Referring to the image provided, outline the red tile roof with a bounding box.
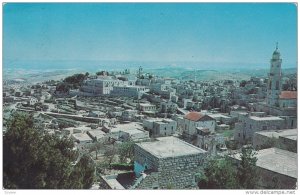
[184,112,205,121]
[279,91,297,99]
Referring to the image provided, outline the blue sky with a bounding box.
[3,3,297,67]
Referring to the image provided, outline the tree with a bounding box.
[96,71,108,76]
[240,80,247,87]
[198,147,259,189]
[198,156,239,189]
[104,143,117,166]
[118,141,135,163]
[237,147,259,189]
[89,141,103,160]
[56,82,70,93]
[3,112,95,189]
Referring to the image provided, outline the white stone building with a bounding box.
[143,118,177,137]
[87,129,107,142]
[110,85,149,99]
[138,103,157,113]
[80,77,124,95]
[183,112,216,139]
[105,122,149,142]
[71,132,93,145]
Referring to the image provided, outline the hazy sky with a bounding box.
[3,3,297,67]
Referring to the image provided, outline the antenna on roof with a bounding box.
[276,42,279,50]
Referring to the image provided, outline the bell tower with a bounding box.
[267,42,282,107]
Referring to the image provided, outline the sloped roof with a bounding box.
[184,112,214,122]
[279,91,297,99]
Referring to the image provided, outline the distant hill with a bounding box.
[147,67,297,81]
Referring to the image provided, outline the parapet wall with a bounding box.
[134,144,206,189]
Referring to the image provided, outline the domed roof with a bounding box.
[273,49,280,55]
[273,42,280,55]
[184,112,204,121]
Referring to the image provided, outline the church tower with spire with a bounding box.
[267,43,282,107]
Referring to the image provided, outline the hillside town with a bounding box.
[3,45,297,189]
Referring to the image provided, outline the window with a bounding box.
[238,133,240,137]
[250,124,252,129]
[276,81,279,90]
[262,126,267,130]
[269,81,272,89]
[291,120,294,127]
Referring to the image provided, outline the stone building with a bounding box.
[138,103,157,113]
[121,109,138,121]
[267,43,282,107]
[195,128,226,155]
[71,132,93,145]
[253,45,297,117]
[253,129,297,152]
[28,97,38,106]
[234,113,286,144]
[110,85,149,99]
[183,112,216,139]
[160,100,178,113]
[278,91,297,108]
[87,130,107,143]
[143,118,177,137]
[133,136,207,189]
[104,122,149,142]
[80,77,124,95]
[230,148,297,189]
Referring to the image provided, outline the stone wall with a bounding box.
[134,144,206,189]
[134,144,160,171]
[137,169,200,189]
[257,167,297,189]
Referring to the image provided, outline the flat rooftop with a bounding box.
[145,118,175,123]
[110,123,144,133]
[139,103,155,107]
[88,130,106,138]
[281,135,297,141]
[250,116,284,121]
[136,136,206,158]
[121,128,146,135]
[231,148,297,178]
[255,129,297,140]
[208,113,231,119]
[72,133,93,142]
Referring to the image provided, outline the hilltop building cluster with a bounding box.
[3,45,297,189]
